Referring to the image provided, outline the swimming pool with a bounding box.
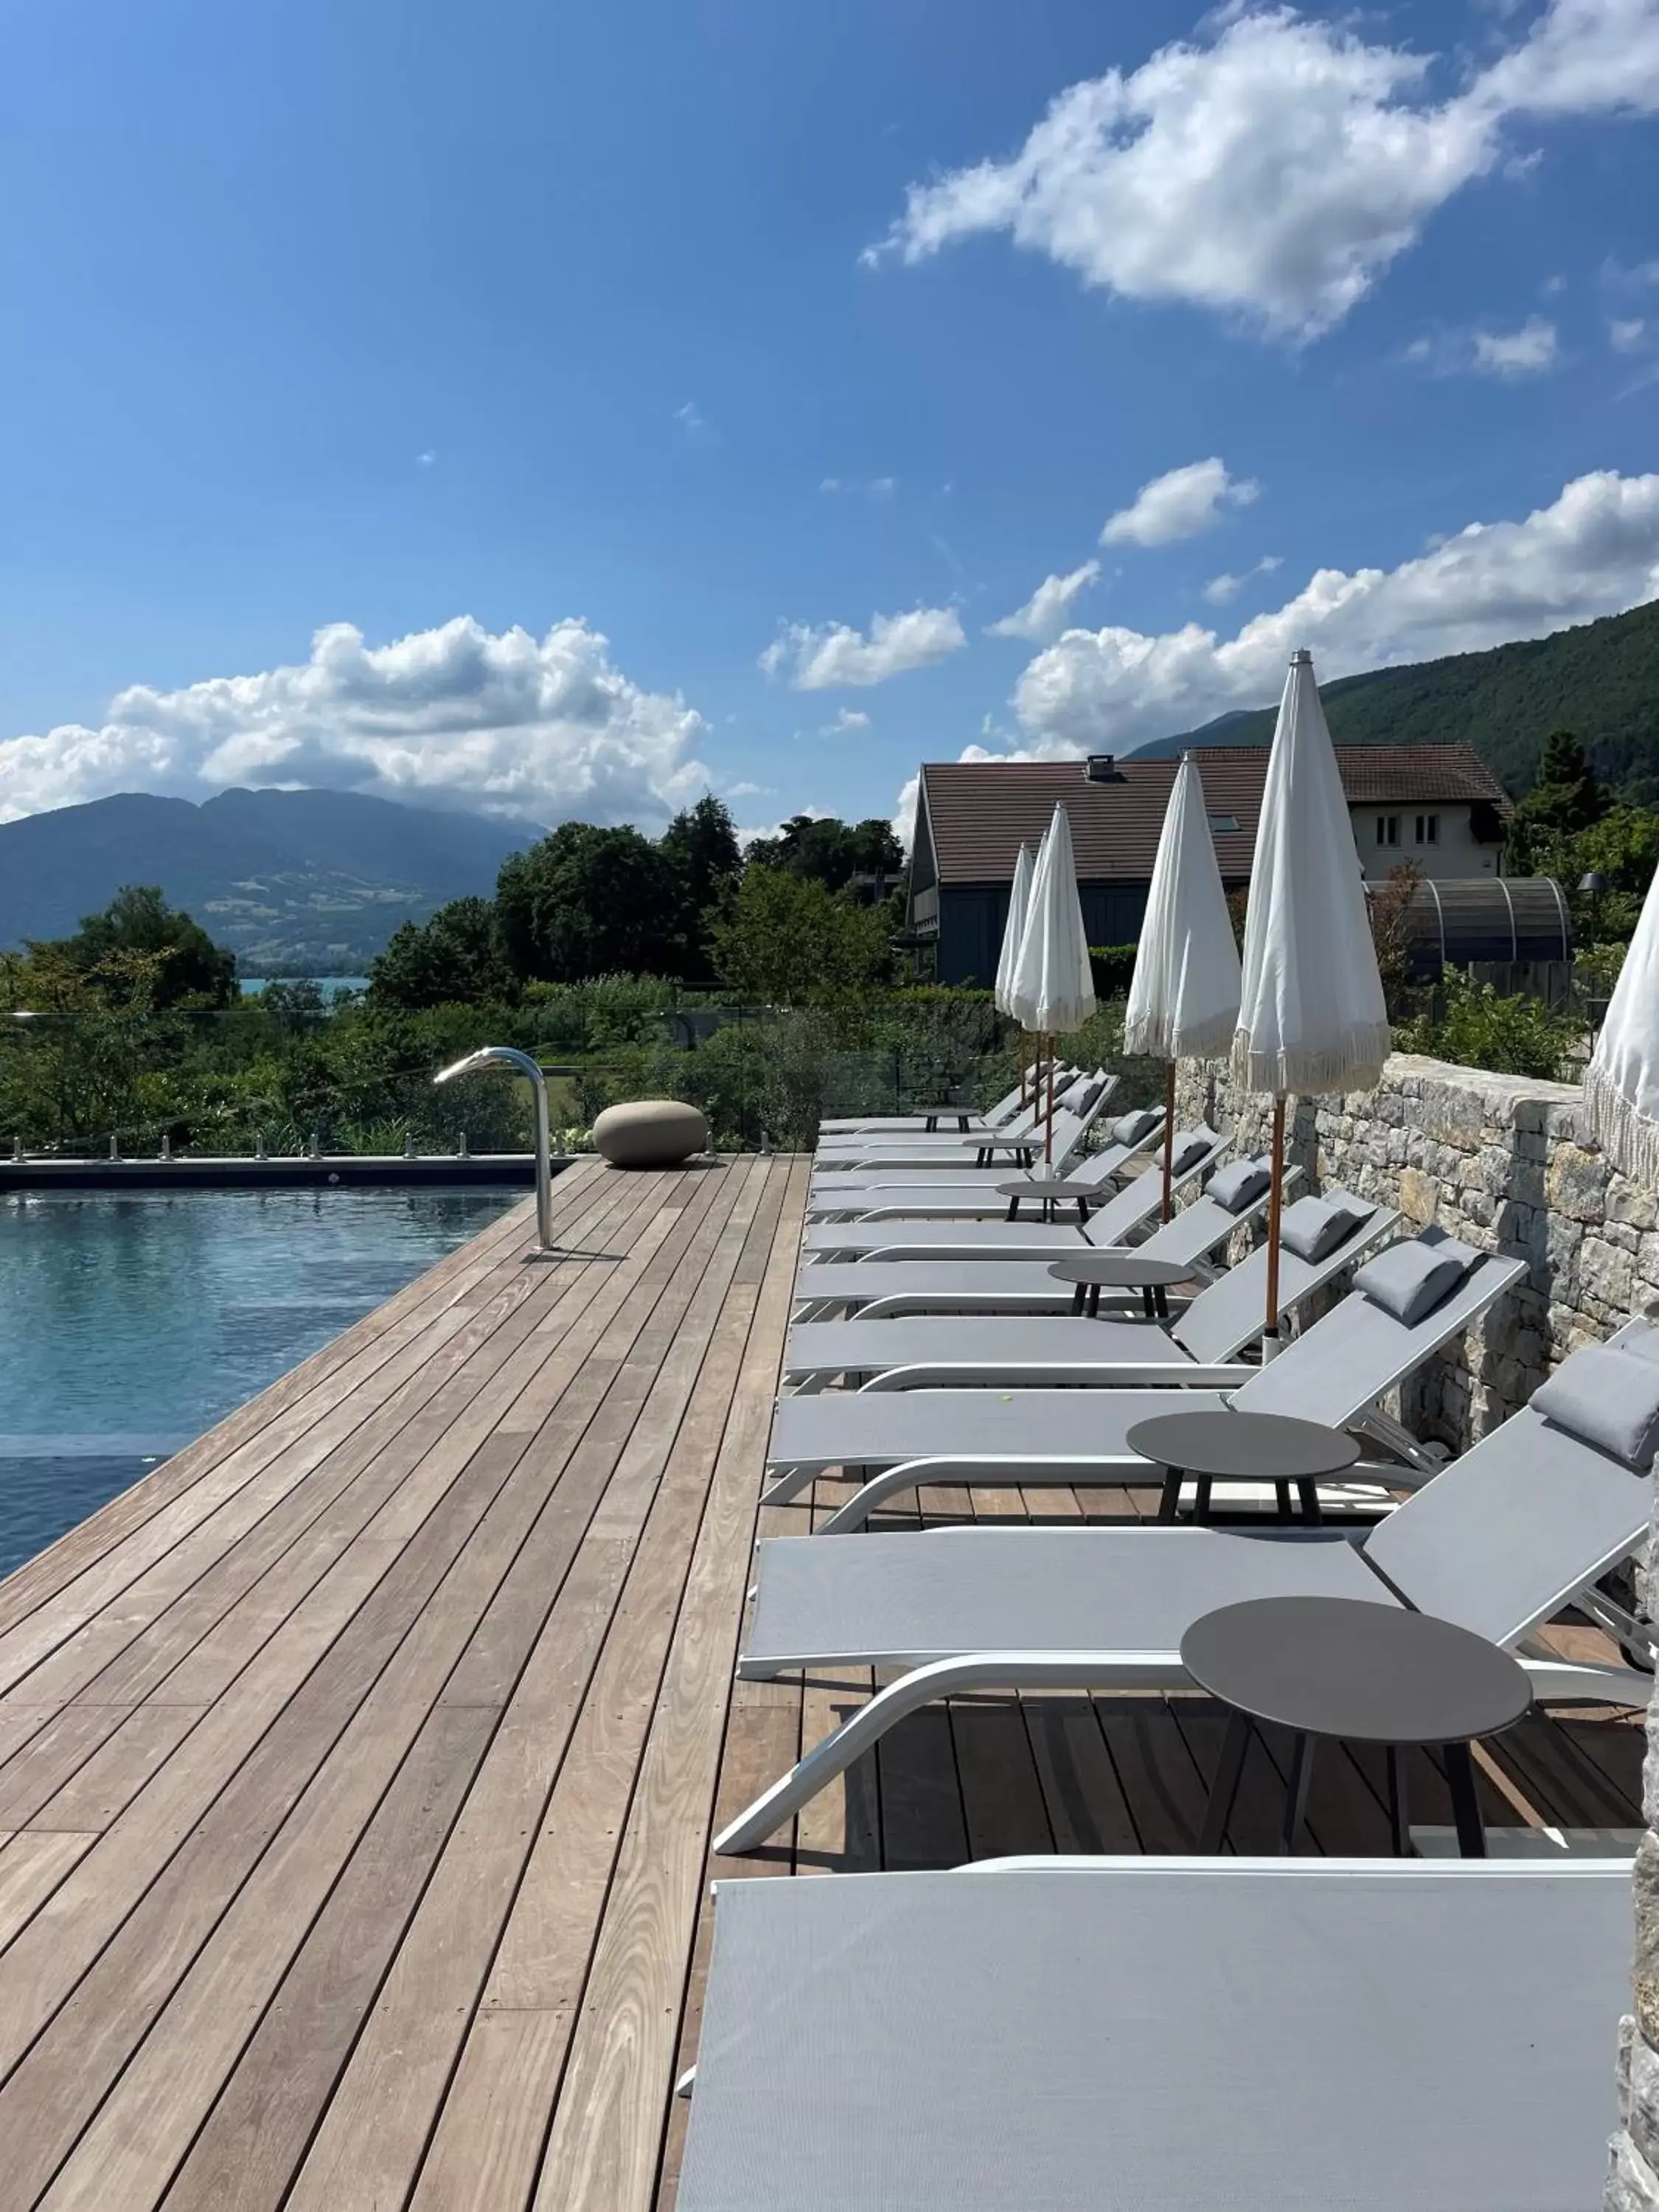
[0,1185,519,1578]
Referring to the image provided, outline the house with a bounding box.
[908,745,1512,986]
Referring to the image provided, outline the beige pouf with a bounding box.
[592,1099,709,1167]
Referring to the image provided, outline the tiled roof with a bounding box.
[918,745,1510,885]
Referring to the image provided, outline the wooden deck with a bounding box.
[0,1150,1641,2211]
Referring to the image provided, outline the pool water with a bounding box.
[0,1186,519,1578]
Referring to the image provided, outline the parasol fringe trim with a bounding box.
[1583,1062,1659,1187]
[1121,1010,1238,1061]
[1230,1024,1393,1099]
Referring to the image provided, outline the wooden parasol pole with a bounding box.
[1264,1093,1287,1346]
[1044,1034,1055,1164]
[1161,1060,1178,1222]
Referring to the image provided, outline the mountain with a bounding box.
[0,787,538,973]
[1126,599,1659,797]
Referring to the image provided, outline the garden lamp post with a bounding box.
[434,1046,555,1253]
[1580,870,1607,939]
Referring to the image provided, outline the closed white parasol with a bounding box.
[1124,754,1242,1218]
[1584,859,1659,1185]
[995,842,1037,1017]
[996,839,1040,1106]
[1010,803,1097,1161]
[1232,649,1390,1340]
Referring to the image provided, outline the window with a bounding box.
[1415,813,1439,846]
[1206,813,1239,834]
[1375,815,1399,847]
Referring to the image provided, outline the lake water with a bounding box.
[0,1185,518,1578]
[238,977,369,1000]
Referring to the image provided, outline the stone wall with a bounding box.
[1175,1051,1658,1453]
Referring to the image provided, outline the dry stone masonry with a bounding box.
[1175,1051,1658,1453]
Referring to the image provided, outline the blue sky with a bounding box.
[2,0,1658,839]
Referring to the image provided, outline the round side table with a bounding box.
[997,1178,1100,1226]
[1127,1408,1361,1527]
[1045,1252,1193,1319]
[1180,1595,1533,1857]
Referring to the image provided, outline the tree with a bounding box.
[1506,729,1608,872]
[659,795,743,977]
[495,824,681,982]
[55,885,237,1008]
[366,897,517,1008]
[707,867,897,1004]
[745,813,904,897]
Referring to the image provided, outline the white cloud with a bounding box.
[759,605,967,689]
[1611,316,1648,350]
[1102,459,1258,548]
[1006,469,1659,751]
[987,560,1102,641]
[866,0,1659,339]
[1407,319,1560,375]
[1203,554,1283,605]
[820,707,872,734]
[416,450,437,467]
[1472,316,1559,375]
[819,475,897,499]
[675,400,713,439]
[0,616,710,828]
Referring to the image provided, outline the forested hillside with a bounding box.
[1133,599,1659,797]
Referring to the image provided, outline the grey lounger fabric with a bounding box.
[789,1168,1293,1320]
[779,1195,1399,1397]
[807,1123,1221,1223]
[747,1522,1391,1672]
[677,1862,1631,2212]
[818,1073,1042,1135]
[799,1138,1225,1261]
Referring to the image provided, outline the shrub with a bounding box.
[1395,968,1582,1082]
[1088,945,1139,997]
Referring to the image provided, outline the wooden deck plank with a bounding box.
[0,1165,736,2190]
[1,1164,750,2208]
[269,1161,791,2212]
[396,1165,802,2212]
[524,1161,809,2212]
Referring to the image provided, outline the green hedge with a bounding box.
[1088,945,1139,997]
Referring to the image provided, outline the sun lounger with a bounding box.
[811,1068,1102,1156]
[801,1136,1194,1260]
[812,1080,1119,1178]
[715,1324,1647,1850]
[790,1158,1291,1318]
[783,1178,1377,1390]
[806,1118,1210,1222]
[817,1071,1072,1135]
[676,1858,1632,2212]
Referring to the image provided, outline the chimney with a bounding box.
[1084,754,1119,782]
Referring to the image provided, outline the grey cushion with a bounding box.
[1207,1157,1271,1214]
[1279,1192,1370,1262]
[1534,1344,1659,1470]
[1165,1127,1219,1178]
[1352,1235,1481,1326]
[592,1098,709,1167]
[1110,1108,1161,1148]
[1071,1078,1107,1119]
